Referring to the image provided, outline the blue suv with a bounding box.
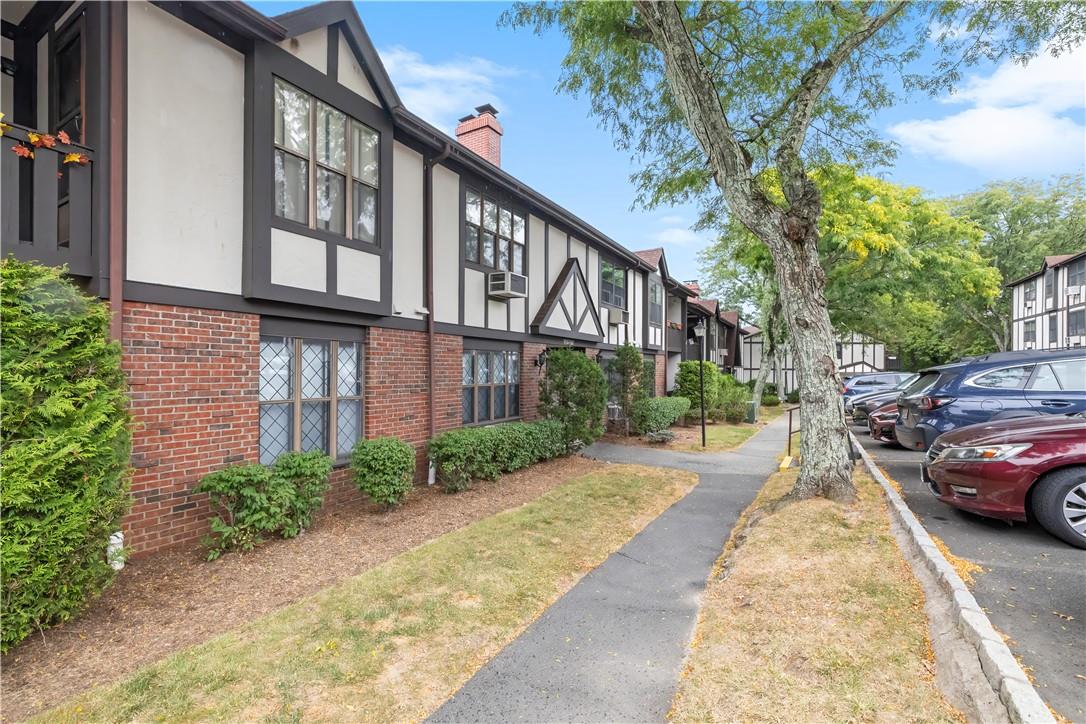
[895,350,1086,451]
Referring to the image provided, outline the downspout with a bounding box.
[424,140,452,481]
[108,3,125,342]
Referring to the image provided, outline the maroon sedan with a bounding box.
[921,413,1086,548]
[868,401,900,445]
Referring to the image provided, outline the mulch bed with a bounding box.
[1,455,603,723]
[602,421,759,449]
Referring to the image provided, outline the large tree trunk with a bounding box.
[752,344,771,409]
[635,0,860,502]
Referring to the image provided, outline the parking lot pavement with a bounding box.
[854,430,1086,721]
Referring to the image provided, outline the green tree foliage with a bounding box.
[606,342,652,435]
[1,259,131,651]
[944,174,1086,351]
[351,437,416,508]
[699,167,1000,368]
[538,348,608,448]
[196,451,332,559]
[504,1,1083,501]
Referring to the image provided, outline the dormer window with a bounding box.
[273,78,380,244]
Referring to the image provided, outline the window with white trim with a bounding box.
[259,336,363,464]
[1069,258,1086,288]
[649,282,663,324]
[464,189,525,273]
[273,78,379,243]
[461,348,520,424]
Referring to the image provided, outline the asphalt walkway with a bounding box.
[429,417,789,723]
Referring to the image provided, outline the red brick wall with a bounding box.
[655,353,666,397]
[521,343,547,420]
[121,302,260,556]
[363,328,463,481]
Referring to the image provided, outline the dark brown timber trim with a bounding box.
[108,2,125,340]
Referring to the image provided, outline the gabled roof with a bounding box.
[1005,249,1086,288]
[631,247,696,296]
[720,310,739,328]
[634,248,663,269]
[689,297,718,316]
[531,259,605,342]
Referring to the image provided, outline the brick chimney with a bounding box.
[455,104,503,166]
[685,280,701,297]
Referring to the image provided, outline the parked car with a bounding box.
[847,373,919,422]
[921,413,1086,548]
[895,350,1086,452]
[867,401,900,445]
[841,372,914,403]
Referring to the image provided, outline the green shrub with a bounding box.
[1,259,131,653]
[351,437,416,508]
[605,342,652,435]
[676,360,721,415]
[786,389,800,404]
[196,451,332,559]
[745,379,779,397]
[632,396,691,434]
[429,420,566,493]
[719,373,739,388]
[762,393,781,407]
[539,348,608,447]
[717,384,753,423]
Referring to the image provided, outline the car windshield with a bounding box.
[893,374,919,390]
[901,371,940,397]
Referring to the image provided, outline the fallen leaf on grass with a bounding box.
[1053,611,1074,621]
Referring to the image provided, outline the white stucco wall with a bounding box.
[433,165,461,324]
[270,228,326,292]
[125,3,245,294]
[464,268,485,327]
[337,245,381,300]
[278,28,326,74]
[528,215,546,320]
[392,142,424,318]
[337,29,380,106]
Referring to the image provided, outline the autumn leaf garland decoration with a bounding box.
[5,116,87,164]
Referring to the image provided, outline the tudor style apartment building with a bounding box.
[1008,252,1086,352]
[0,0,729,555]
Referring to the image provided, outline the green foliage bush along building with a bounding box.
[762,393,781,407]
[675,360,721,416]
[606,342,653,435]
[632,397,691,435]
[717,384,754,423]
[538,348,608,448]
[351,437,416,508]
[1,259,131,652]
[428,420,567,493]
[195,451,332,559]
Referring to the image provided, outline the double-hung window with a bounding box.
[259,335,363,464]
[1044,269,1055,302]
[1069,259,1086,288]
[649,283,663,324]
[462,348,520,424]
[1049,314,1058,346]
[464,189,525,273]
[601,260,626,308]
[274,78,380,243]
[1024,320,1036,344]
[1070,309,1086,338]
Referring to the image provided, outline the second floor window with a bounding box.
[274,78,380,243]
[1044,268,1055,300]
[465,189,525,273]
[649,283,663,324]
[601,260,626,308]
[1069,258,1086,288]
[1023,282,1036,302]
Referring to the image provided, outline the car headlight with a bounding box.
[936,443,1032,462]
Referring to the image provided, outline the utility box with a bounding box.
[745,400,758,424]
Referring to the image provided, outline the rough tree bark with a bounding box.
[751,294,782,409]
[633,1,905,502]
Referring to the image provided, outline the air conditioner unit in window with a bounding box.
[1068,335,1085,346]
[1066,285,1083,297]
[1024,301,1034,310]
[1024,341,1035,349]
[487,271,528,300]
[609,308,630,325]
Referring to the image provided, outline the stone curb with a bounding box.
[850,433,1055,724]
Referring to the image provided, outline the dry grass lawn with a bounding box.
[670,467,961,723]
[41,464,696,723]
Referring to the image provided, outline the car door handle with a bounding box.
[1040,399,1072,407]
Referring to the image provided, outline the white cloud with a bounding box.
[888,45,1085,174]
[378,46,522,131]
[651,226,704,246]
[658,214,687,226]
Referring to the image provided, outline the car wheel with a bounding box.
[1031,467,1086,549]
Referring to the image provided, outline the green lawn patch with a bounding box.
[43,464,696,723]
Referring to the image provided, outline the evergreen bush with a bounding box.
[538,348,608,447]
[195,450,332,559]
[1,259,131,652]
[718,384,754,423]
[606,342,652,435]
[786,389,800,404]
[351,437,416,508]
[675,360,721,416]
[762,393,781,407]
[428,420,566,492]
[632,397,691,434]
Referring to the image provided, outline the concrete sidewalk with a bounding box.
[429,418,789,723]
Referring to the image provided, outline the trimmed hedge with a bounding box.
[428,420,566,493]
[351,437,416,508]
[786,389,800,404]
[1,259,132,652]
[717,384,753,423]
[195,451,332,559]
[676,360,721,414]
[762,393,781,407]
[632,396,691,434]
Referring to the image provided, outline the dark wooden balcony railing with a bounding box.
[666,326,684,352]
[2,123,95,276]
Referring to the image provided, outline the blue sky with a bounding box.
[255,1,1086,283]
